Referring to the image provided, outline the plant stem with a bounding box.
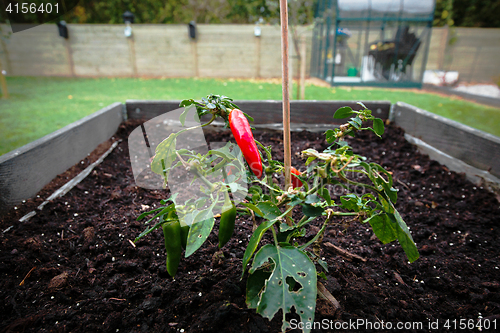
[271,225,280,247]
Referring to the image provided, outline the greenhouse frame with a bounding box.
[310,0,436,88]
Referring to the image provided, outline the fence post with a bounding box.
[437,25,449,70]
[0,57,8,99]
[300,35,307,100]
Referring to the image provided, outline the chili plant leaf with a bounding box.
[333,106,353,119]
[348,120,361,130]
[185,216,215,257]
[136,206,168,222]
[319,188,332,205]
[256,201,282,221]
[246,268,272,309]
[388,210,420,263]
[340,194,362,212]
[179,106,191,126]
[179,99,194,107]
[373,118,385,136]
[133,220,165,243]
[325,129,336,144]
[366,214,397,244]
[304,194,321,205]
[249,244,317,333]
[151,132,182,177]
[301,203,324,217]
[241,219,278,278]
[240,202,263,217]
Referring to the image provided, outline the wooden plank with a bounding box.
[132,25,194,77]
[2,24,71,76]
[0,103,124,212]
[392,102,500,179]
[196,25,258,78]
[69,25,134,76]
[126,100,391,124]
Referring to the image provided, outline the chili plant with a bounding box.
[134,95,419,332]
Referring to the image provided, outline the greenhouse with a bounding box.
[311,0,436,87]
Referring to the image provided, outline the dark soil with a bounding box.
[1,120,500,333]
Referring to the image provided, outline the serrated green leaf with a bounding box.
[333,106,354,119]
[249,245,317,333]
[373,118,385,136]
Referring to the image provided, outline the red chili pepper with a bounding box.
[229,109,263,178]
[291,167,303,188]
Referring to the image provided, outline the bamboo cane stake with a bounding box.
[279,0,293,225]
[279,0,291,192]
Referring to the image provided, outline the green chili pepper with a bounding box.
[180,224,190,249]
[218,191,237,248]
[163,221,182,277]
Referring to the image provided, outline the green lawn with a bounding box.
[1,76,499,156]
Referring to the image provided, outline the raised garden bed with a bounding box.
[1,101,499,332]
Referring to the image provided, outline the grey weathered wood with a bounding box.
[126,100,391,124]
[0,103,124,212]
[392,102,500,179]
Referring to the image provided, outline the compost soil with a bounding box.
[1,120,499,333]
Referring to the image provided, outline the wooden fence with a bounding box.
[1,24,499,83]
